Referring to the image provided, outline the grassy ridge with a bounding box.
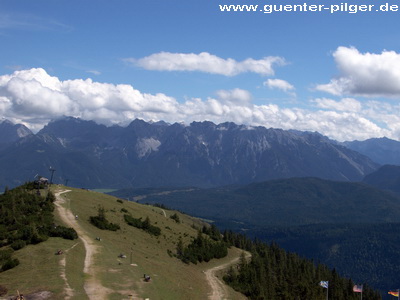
[0,186,246,300]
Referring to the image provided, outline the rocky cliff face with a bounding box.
[0,119,32,146]
[0,117,378,189]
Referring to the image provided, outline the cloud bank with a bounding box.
[316,46,400,97]
[0,68,399,141]
[127,52,285,76]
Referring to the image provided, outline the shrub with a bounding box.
[50,226,78,240]
[10,240,26,250]
[89,207,120,231]
[0,258,19,272]
[170,213,181,223]
[124,215,161,236]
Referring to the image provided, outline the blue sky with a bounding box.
[1,0,400,141]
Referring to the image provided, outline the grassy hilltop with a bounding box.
[0,186,246,300]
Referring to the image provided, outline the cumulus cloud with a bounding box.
[126,52,285,76]
[0,68,399,141]
[264,79,295,92]
[264,78,296,97]
[316,46,400,97]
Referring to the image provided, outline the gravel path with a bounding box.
[55,190,111,300]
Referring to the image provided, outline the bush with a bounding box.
[10,240,26,250]
[124,215,161,236]
[89,207,120,231]
[1,258,19,272]
[170,213,181,223]
[89,216,120,231]
[50,226,78,240]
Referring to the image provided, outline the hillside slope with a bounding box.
[0,186,246,300]
[115,177,400,228]
[363,164,400,195]
[344,137,400,166]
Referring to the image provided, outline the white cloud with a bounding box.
[316,46,400,97]
[312,98,362,112]
[216,88,252,106]
[264,79,295,92]
[127,52,285,76]
[0,68,399,141]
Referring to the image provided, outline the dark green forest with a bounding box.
[252,223,400,294]
[222,231,382,300]
[0,183,77,272]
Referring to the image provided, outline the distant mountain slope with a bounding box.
[344,137,400,165]
[363,164,400,194]
[253,222,400,294]
[0,118,378,190]
[0,119,32,147]
[111,177,400,227]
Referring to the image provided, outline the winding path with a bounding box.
[55,190,111,300]
[205,251,251,300]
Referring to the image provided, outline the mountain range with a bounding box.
[2,117,398,190]
[344,137,400,166]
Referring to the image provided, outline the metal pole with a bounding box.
[49,167,56,186]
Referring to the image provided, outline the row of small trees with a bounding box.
[123,214,161,236]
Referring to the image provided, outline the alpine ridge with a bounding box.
[0,117,378,189]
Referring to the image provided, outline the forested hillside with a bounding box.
[116,177,400,227]
[252,223,400,294]
[223,231,381,300]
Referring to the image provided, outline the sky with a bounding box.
[1,0,400,141]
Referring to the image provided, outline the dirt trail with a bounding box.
[205,251,251,300]
[55,190,112,300]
